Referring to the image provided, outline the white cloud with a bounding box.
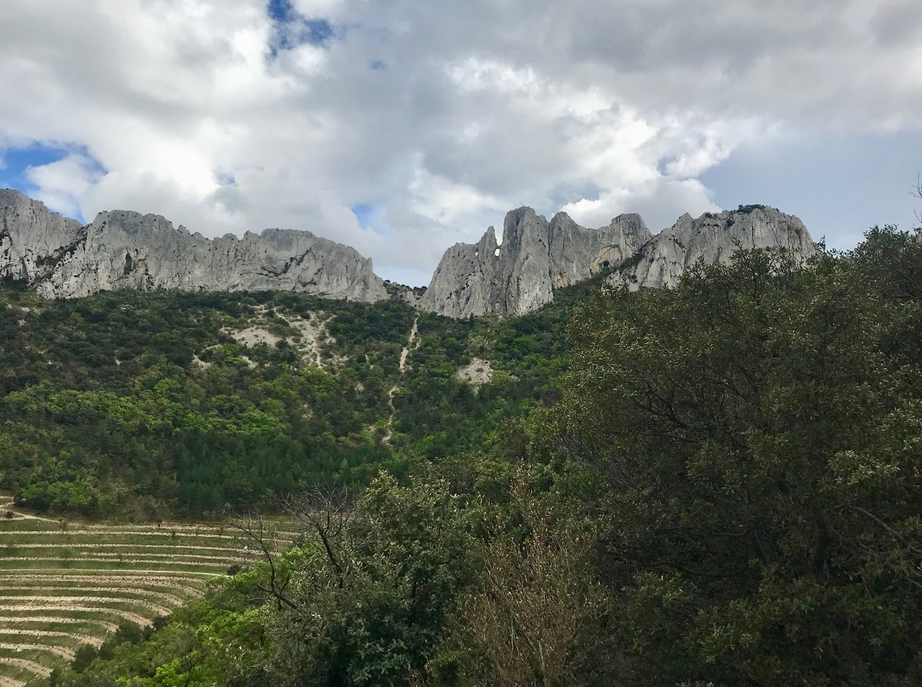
[1,0,920,284]
[25,154,103,218]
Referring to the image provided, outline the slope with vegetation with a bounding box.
[27,223,922,687]
[0,278,578,520]
[4,220,922,686]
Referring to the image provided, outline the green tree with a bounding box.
[549,248,922,686]
[227,474,478,687]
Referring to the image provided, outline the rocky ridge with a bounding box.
[419,207,653,317]
[418,204,816,317]
[613,205,818,290]
[0,189,387,302]
[0,190,817,316]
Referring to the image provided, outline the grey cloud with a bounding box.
[870,3,922,46]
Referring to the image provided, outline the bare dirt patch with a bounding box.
[0,642,73,660]
[220,304,336,369]
[458,358,494,387]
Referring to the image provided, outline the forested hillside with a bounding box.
[6,225,922,687]
[0,272,584,519]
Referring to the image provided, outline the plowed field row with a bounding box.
[0,497,275,687]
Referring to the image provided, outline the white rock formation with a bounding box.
[616,206,817,290]
[0,189,84,284]
[0,190,387,302]
[421,205,817,317]
[0,190,818,316]
[420,207,652,317]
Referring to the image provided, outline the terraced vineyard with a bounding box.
[0,495,270,687]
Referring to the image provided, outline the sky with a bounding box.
[1,0,921,286]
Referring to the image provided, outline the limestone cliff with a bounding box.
[421,205,817,317]
[419,207,652,317]
[615,205,817,291]
[0,190,818,314]
[0,189,84,284]
[0,190,387,302]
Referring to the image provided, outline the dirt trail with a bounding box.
[0,617,120,633]
[0,589,190,606]
[8,543,242,552]
[383,317,419,444]
[3,552,242,561]
[0,554,242,565]
[0,606,155,627]
[0,568,218,578]
[0,675,25,687]
[0,642,74,660]
[0,629,103,648]
[0,657,50,677]
[0,577,204,596]
[0,527,299,540]
[0,530,241,540]
[399,318,419,373]
[0,657,50,678]
[0,597,173,616]
[0,573,203,581]
[0,498,55,524]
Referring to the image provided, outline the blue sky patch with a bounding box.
[351,203,377,230]
[351,203,388,236]
[549,181,602,209]
[0,144,68,193]
[267,0,340,56]
[0,143,105,222]
[267,0,297,23]
[215,171,237,187]
[302,19,335,45]
[370,60,388,71]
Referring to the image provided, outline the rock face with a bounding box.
[0,190,387,302]
[615,206,817,290]
[422,205,817,317]
[420,207,652,317]
[0,189,85,284]
[0,190,818,314]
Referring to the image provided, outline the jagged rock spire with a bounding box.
[419,207,652,317]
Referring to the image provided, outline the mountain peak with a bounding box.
[0,189,817,316]
[420,207,654,317]
[0,190,386,302]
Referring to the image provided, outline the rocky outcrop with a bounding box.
[615,205,817,290]
[0,189,84,284]
[0,190,818,314]
[0,190,387,302]
[419,207,652,317]
[421,205,817,317]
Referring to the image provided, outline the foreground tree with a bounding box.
[461,483,606,687]
[548,246,922,686]
[259,473,476,687]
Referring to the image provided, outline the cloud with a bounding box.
[25,153,104,219]
[1,0,920,284]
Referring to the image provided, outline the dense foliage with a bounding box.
[21,224,922,686]
[545,234,922,685]
[0,283,574,518]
